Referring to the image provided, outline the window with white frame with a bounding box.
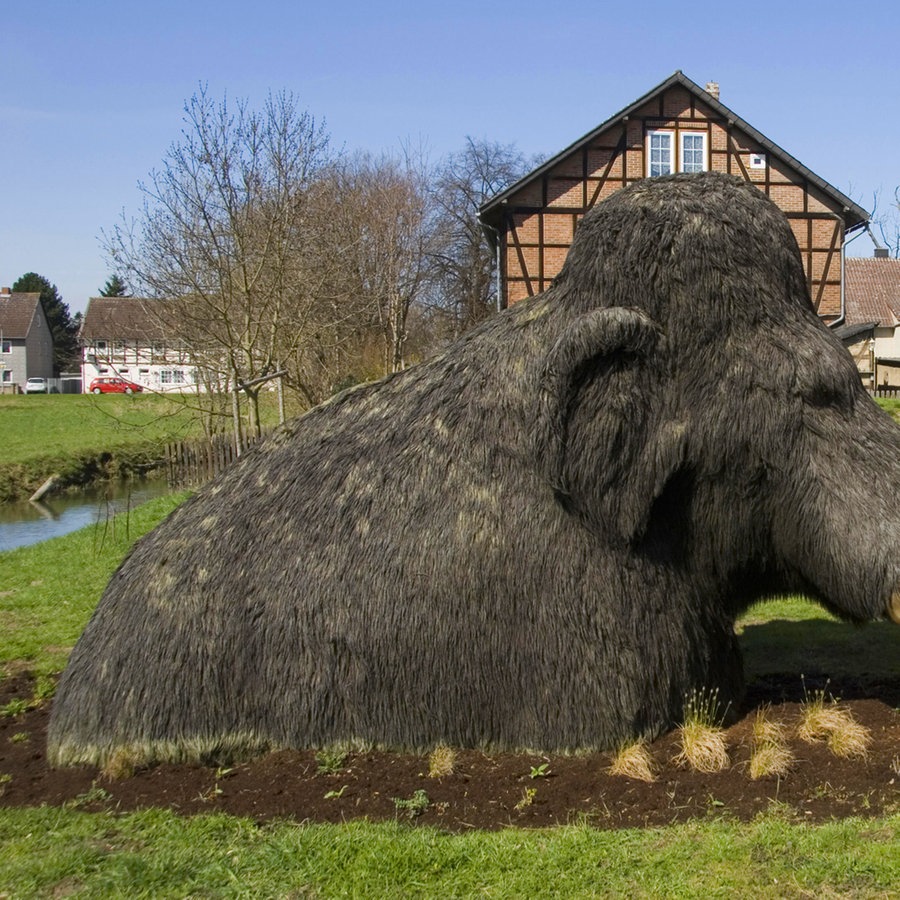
[646,130,708,177]
[1,370,12,383]
[647,131,673,177]
[1,339,11,354]
[681,132,707,173]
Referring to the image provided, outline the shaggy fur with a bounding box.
[48,173,900,766]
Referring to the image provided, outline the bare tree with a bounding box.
[339,152,437,373]
[428,138,534,338]
[105,86,340,444]
[870,187,900,257]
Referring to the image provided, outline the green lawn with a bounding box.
[0,394,200,466]
[2,807,898,898]
[2,411,900,895]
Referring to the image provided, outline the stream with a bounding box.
[0,478,173,552]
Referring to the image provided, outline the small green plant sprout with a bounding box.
[65,783,112,810]
[315,748,347,775]
[393,789,430,819]
[609,740,657,783]
[1,698,29,718]
[515,787,537,810]
[749,706,794,780]
[673,687,730,773]
[11,732,29,744]
[32,675,57,705]
[0,773,11,796]
[798,691,871,759]
[198,766,235,802]
[427,744,456,778]
[324,785,348,799]
[529,762,551,779]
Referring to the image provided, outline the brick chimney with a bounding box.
[705,81,720,101]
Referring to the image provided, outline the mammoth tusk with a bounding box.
[889,591,900,625]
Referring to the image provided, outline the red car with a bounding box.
[89,376,144,395]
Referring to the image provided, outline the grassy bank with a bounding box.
[0,492,189,675]
[0,395,200,502]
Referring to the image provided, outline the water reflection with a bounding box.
[0,479,172,552]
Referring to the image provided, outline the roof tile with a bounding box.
[844,258,900,327]
[0,293,42,339]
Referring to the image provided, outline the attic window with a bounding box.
[646,130,708,177]
[1,340,10,354]
[681,132,706,173]
[647,130,673,177]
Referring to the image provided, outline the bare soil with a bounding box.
[2,674,898,831]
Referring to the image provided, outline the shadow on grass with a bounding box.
[738,618,900,709]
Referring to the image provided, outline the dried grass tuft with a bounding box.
[100,746,145,781]
[825,718,872,760]
[427,744,456,778]
[749,707,794,780]
[673,722,730,773]
[751,706,787,746]
[798,695,871,759]
[749,741,794,780]
[609,741,657,783]
[673,688,730,773]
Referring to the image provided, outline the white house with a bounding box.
[79,297,200,393]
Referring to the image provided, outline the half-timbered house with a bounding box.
[479,71,869,322]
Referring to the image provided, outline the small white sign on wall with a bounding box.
[750,152,767,169]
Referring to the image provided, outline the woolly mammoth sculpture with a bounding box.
[49,172,900,766]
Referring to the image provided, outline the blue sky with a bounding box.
[3,0,899,313]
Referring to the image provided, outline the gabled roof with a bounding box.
[80,297,172,343]
[0,292,42,339]
[844,258,900,328]
[480,71,869,232]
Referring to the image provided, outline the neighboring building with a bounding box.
[0,287,54,393]
[79,297,199,393]
[480,71,869,321]
[836,253,900,389]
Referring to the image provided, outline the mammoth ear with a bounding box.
[535,306,685,542]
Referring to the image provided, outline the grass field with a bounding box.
[0,394,200,466]
[2,806,898,898]
[1,497,899,895]
[0,394,200,502]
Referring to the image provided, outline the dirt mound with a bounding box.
[2,675,898,831]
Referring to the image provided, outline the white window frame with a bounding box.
[680,131,707,174]
[749,152,767,169]
[1,339,10,354]
[647,130,674,177]
[646,129,709,177]
[1,369,12,383]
